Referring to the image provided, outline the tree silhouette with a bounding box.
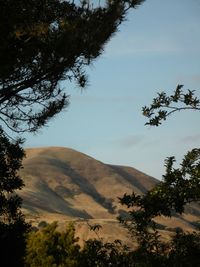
[142,85,200,126]
[0,0,145,134]
[119,86,200,266]
[0,129,30,267]
[0,1,146,265]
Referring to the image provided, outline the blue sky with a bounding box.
[25,0,200,180]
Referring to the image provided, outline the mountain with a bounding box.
[19,147,200,244]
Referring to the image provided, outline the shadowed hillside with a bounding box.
[19,147,200,243]
[20,147,157,218]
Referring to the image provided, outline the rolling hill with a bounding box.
[19,147,200,244]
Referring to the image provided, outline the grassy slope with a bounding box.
[19,147,200,244]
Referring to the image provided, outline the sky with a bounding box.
[24,0,200,180]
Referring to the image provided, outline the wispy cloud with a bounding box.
[191,75,200,83]
[104,35,179,58]
[176,74,200,85]
[117,135,144,148]
[181,134,200,144]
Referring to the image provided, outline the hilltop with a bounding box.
[19,147,200,244]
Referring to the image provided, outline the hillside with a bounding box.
[19,147,200,244]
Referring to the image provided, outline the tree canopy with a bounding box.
[25,221,134,267]
[0,1,146,266]
[119,86,200,266]
[0,0,144,134]
[25,222,80,267]
[0,129,30,267]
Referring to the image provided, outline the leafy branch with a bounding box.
[119,148,200,247]
[142,85,200,126]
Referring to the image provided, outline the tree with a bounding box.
[142,85,200,126]
[25,222,80,267]
[168,230,200,267]
[79,239,134,267]
[0,128,30,267]
[119,86,200,266]
[0,1,148,265]
[25,220,137,267]
[0,0,145,134]
[0,1,145,265]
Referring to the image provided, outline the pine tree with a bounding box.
[0,0,145,134]
[0,2,146,265]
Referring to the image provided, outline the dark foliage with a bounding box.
[79,239,134,267]
[0,128,30,267]
[0,1,148,266]
[118,86,200,266]
[168,230,200,267]
[0,0,145,134]
[25,220,135,267]
[120,148,200,221]
[142,85,200,126]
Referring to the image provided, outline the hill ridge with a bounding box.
[19,147,200,244]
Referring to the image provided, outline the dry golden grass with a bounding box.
[19,147,200,245]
